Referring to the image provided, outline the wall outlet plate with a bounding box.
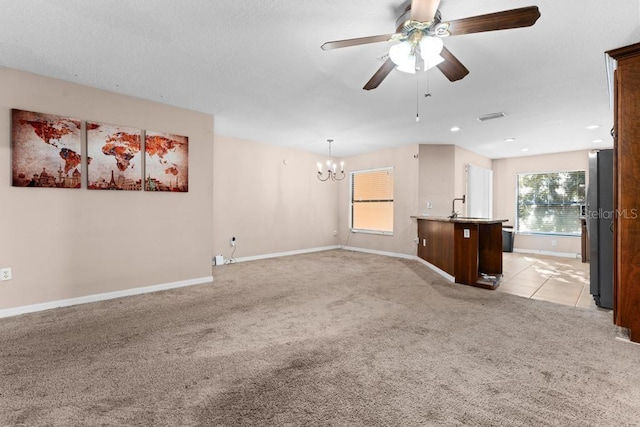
[0,268,12,281]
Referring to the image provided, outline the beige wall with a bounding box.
[418,145,455,217]
[212,135,338,259]
[492,150,590,255]
[0,69,213,310]
[417,145,493,218]
[338,144,419,256]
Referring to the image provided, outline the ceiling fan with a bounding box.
[321,0,541,90]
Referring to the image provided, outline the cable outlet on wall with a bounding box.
[0,267,12,281]
[231,236,236,247]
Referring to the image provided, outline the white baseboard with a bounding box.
[513,248,582,259]
[341,246,416,260]
[0,275,213,319]
[414,256,455,282]
[229,246,341,264]
[225,245,413,264]
[342,245,455,282]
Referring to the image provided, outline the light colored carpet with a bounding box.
[1,249,639,426]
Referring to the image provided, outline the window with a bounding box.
[351,168,394,234]
[516,170,586,236]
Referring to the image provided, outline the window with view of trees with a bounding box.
[516,171,586,236]
[351,168,394,234]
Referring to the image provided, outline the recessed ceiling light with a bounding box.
[504,138,516,142]
[586,125,601,130]
[521,148,529,152]
[450,126,461,132]
[593,139,604,143]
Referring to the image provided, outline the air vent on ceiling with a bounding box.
[477,112,507,122]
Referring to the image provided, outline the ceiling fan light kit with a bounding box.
[321,0,541,90]
[389,36,445,74]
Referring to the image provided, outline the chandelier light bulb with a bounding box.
[316,139,346,182]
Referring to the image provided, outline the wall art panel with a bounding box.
[87,122,142,190]
[144,131,188,192]
[11,109,82,188]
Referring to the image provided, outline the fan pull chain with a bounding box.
[416,78,420,122]
[424,64,431,98]
[425,67,431,98]
[417,70,433,123]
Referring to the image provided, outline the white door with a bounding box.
[466,164,493,218]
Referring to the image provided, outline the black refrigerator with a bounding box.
[587,149,614,309]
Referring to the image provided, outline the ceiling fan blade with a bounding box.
[436,47,469,82]
[363,58,396,91]
[410,0,441,22]
[446,6,541,36]
[321,34,395,50]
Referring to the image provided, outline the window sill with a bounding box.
[350,229,393,236]
[515,232,580,238]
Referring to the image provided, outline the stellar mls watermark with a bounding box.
[583,209,638,220]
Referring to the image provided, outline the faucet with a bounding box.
[449,195,466,218]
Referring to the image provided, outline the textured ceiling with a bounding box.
[1,0,639,158]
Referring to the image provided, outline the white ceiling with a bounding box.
[1,0,639,159]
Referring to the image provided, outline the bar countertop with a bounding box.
[411,215,508,224]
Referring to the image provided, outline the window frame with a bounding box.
[349,167,394,236]
[515,169,586,237]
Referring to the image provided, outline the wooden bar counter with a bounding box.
[412,216,508,290]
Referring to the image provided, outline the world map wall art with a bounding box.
[145,131,188,192]
[87,122,142,190]
[10,109,189,193]
[11,109,82,188]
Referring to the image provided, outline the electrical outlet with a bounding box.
[0,268,12,281]
[427,202,433,209]
[333,230,338,237]
[551,240,557,246]
[231,236,236,247]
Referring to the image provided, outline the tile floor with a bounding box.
[497,252,604,310]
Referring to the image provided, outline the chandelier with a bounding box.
[317,139,345,181]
